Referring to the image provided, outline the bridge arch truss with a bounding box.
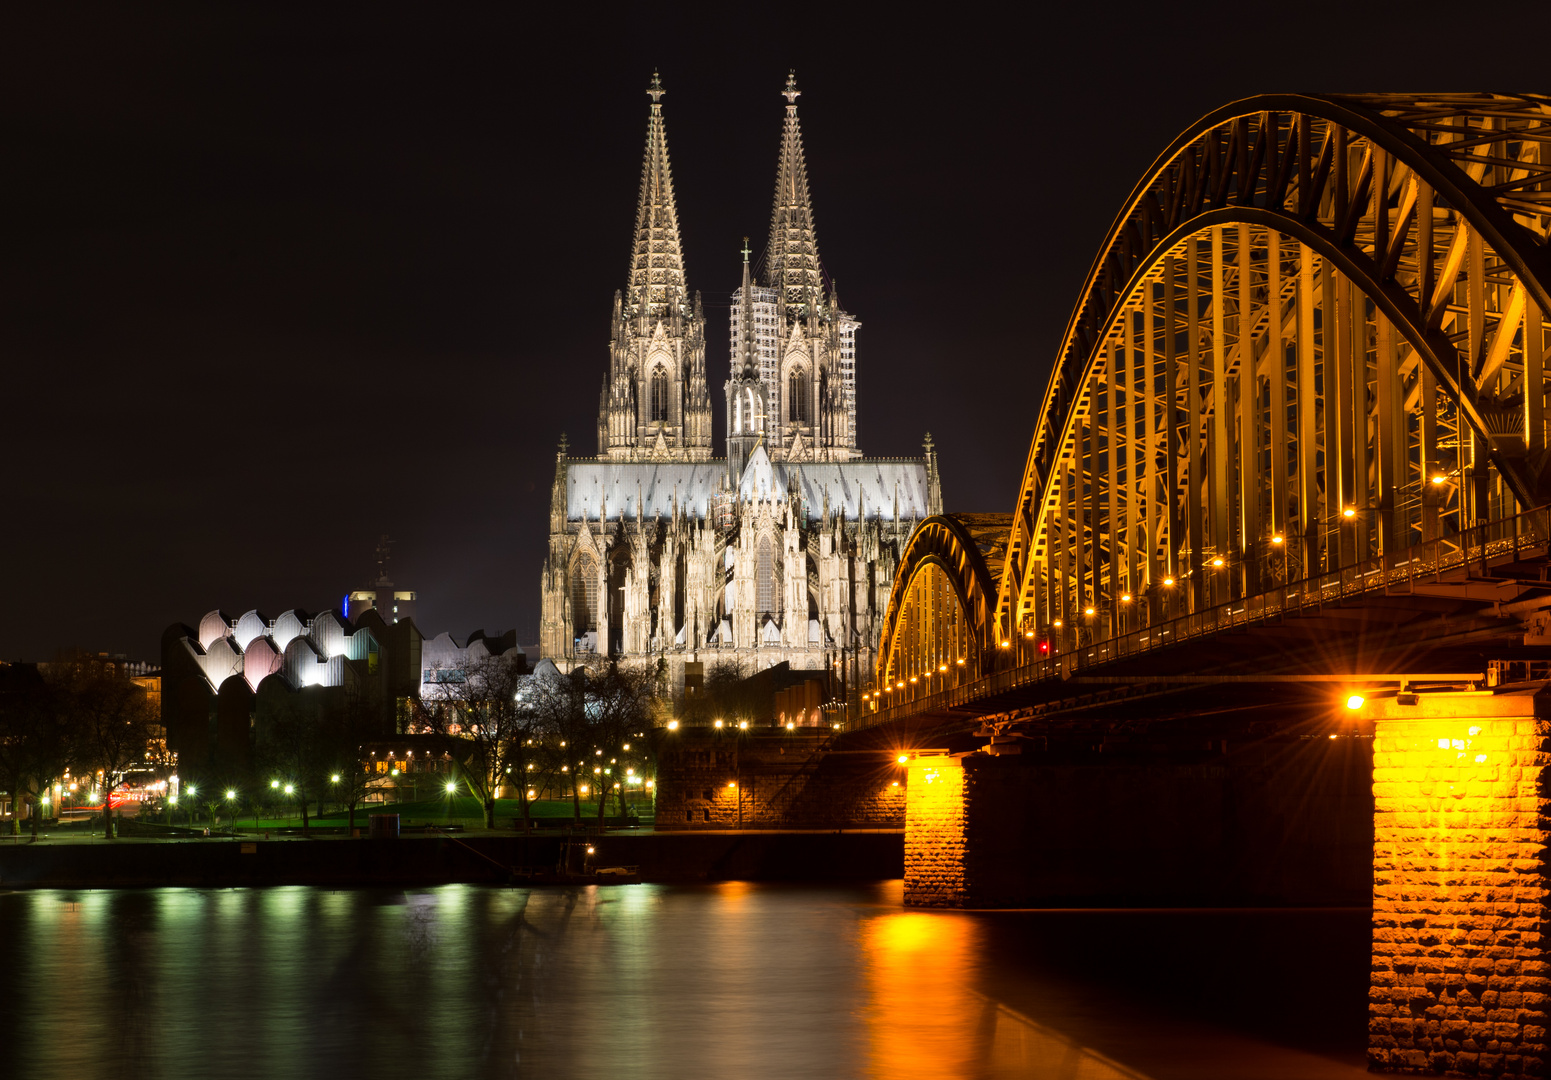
[995,93,1551,651]
[876,515,1002,702]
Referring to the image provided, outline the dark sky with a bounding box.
[3,3,1546,662]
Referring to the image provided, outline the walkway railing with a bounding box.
[858,506,1551,730]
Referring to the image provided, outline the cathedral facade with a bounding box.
[540,74,941,692]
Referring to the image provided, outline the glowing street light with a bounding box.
[667,720,679,731]
[897,755,909,764]
[445,781,457,794]
[1345,694,1365,711]
[283,784,294,795]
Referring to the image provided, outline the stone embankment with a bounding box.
[0,830,903,890]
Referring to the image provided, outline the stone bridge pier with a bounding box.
[901,686,1551,1076]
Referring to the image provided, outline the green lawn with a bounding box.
[155,795,651,831]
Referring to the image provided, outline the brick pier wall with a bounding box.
[903,736,1374,908]
[653,731,905,830]
[1367,688,1551,1077]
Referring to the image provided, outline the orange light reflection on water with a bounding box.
[862,907,1154,1079]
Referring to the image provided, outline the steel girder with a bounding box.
[999,93,1551,648]
[877,516,997,696]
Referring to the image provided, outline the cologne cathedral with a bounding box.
[539,74,942,690]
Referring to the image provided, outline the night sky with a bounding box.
[3,3,1545,662]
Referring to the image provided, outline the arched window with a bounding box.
[789,369,808,423]
[571,554,598,632]
[744,387,758,433]
[757,536,775,615]
[650,367,669,422]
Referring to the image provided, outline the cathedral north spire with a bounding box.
[627,71,687,320]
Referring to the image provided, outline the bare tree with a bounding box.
[49,656,160,839]
[528,661,654,826]
[415,652,533,830]
[256,701,334,837]
[320,687,387,835]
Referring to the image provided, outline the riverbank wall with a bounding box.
[0,830,904,890]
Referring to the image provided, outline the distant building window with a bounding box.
[572,554,599,632]
[789,370,808,423]
[757,537,775,615]
[650,367,669,422]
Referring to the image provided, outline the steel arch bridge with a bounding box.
[876,93,1551,713]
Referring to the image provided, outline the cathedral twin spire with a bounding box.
[600,71,856,468]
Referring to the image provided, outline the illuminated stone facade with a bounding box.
[902,755,967,906]
[652,730,905,830]
[1368,689,1551,1077]
[541,74,941,687]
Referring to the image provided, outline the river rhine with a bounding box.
[0,881,1371,1079]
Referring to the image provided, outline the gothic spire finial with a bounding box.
[558,432,569,459]
[781,70,800,109]
[647,71,665,106]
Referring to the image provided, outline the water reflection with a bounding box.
[863,909,1154,1079]
[0,883,1367,1080]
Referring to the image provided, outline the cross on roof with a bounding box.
[781,71,800,106]
[647,72,665,104]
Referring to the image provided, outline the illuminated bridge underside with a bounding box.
[879,94,1551,693]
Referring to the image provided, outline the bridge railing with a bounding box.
[858,505,1551,730]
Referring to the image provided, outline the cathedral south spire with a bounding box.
[600,73,713,462]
